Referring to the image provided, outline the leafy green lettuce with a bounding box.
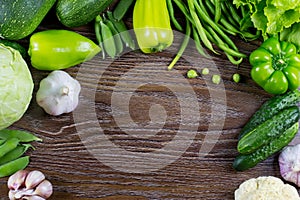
[233,0,300,38]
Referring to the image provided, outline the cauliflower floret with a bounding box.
[235,176,300,200]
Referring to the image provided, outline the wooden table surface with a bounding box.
[1,4,300,200]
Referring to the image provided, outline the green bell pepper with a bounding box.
[28,30,101,71]
[133,0,173,53]
[249,37,300,94]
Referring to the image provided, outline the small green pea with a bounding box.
[187,69,198,79]
[212,74,221,84]
[201,68,209,75]
[233,73,241,83]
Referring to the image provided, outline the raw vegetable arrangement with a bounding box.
[0,0,299,199]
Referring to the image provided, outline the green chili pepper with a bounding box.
[28,30,101,70]
[0,156,29,178]
[0,138,19,158]
[0,129,42,142]
[0,144,33,165]
[133,0,173,53]
[249,37,300,94]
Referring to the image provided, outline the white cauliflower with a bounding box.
[235,176,300,200]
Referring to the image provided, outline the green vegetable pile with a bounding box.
[0,129,41,178]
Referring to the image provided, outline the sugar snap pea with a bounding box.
[104,19,124,56]
[112,0,135,21]
[0,156,29,178]
[95,15,106,59]
[0,144,33,165]
[99,16,117,58]
[0,129,42,142]
[0,138,19,158]
[107,11,135,50]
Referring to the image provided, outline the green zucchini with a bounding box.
[239,90,300,139]
[56,0,114,27]
[237,106,300,154]
[0,0,56,40]
[233,122,299,171]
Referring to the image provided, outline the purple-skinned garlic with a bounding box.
[7,170,53,200]
[279,143,300,187]
[36,70,81,116]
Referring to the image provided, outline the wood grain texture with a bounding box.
[0,3,299,200]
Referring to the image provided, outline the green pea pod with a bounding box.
[0,156,30,178]
[0,129,42,142]
[104,19,124,56]
[95,15,106,59]
[100,18,117,58]
[0,144,33,165]
[28,30,101,70]
[107,11,135,50]
[0,138,19,158]
[112,0,135,21]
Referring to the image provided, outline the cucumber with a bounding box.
[0,0,56,40]
[237,106,300,154]
[239,90,300,139]
[56,0,114,27]
[233,122,299,171]
[0,40,27,58]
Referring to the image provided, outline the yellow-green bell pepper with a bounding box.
[133,0,173,53]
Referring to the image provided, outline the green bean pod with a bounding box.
[167,0,183,31]
[187,0,216,54]
[0,156,29,178]
[100,18,117,58]
[0,144,33,165]
[0,129,42,143]
[0,138,19,158]
[168,20,191,70]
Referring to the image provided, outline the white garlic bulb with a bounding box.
[36,70,81,116]
[279,143,300,187]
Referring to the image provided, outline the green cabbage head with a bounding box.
[0,44,34,130]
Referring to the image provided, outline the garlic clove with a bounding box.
[23,195,46,200]
[14,188,34,199]
[25,170,45,189]
[8,190,16,200]
[34,180,53,199]
[8,170,29,190]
